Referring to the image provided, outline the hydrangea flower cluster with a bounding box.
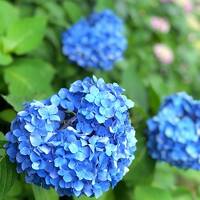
[147,92,200,170]
[62,10,127,70]
[153,43,174,64]
[5,76,136,198]
[150,16,170,33]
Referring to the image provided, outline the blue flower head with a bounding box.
[62,9,127,70]
[5,76,136,198]
[147,92,200,170]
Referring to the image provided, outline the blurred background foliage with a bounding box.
[0,0,200,199]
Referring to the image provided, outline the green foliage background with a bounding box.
[0,0,200,199]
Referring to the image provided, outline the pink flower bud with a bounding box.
[153,44,174,64]
[150,17,170,33]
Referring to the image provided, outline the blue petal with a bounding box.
[63,171,73,182]
[68,143,79,154]
[30,134,43,147]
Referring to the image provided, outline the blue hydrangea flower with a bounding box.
[62,9,127,70]
[5,76,136,198]
[147,92,200,170]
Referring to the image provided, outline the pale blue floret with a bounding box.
[5,76,136,198]
[147,92,200,170]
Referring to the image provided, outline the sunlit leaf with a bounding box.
[3,58,55,111]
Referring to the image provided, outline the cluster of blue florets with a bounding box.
[62,9,127,70]
[147,92,200,170]
[5,76,136,198]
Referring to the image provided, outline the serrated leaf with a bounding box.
[3,58,55,111]
[32,185,58,200]
[3,16,47,54]
[0,157,17,199]
[134,186,173,200]
[0,1,19,34]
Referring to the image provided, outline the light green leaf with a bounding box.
[0,51,13,66]
[32,185,58,200]
[121,66,148,112]
[172,188,193,200]
[134,186,173,200]
[3,16,47,54]
[152,163,176,190]
[0,157,17,199]
[0,1,19,34]
[3,58,55,111]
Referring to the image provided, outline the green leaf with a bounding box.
[4,180,23,199]
[152,163,176,190]
[114,181,132,200]
[124,127,155,185]
[63,1,83,23]
[121,66,148,112]
[0,51,13,66]
[0,1,19,34]
[3,58,55,111]
[73,190,114,200]
[39,2,68,27]
[32,185,58,200]
[0,157,17,199]
[172,188,193,200]
[147,85,161,114]
[134,186,173,200]
[0,109,16,123]
[95,0,114,11]
[3,16,47,54]
[124,102,154,186]
[0,132,6,157]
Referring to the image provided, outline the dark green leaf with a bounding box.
[0,132,6,156]
[147,85,161,114]
[63,1,83,23]
[0,157,17,199]
[0,109,16,123]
